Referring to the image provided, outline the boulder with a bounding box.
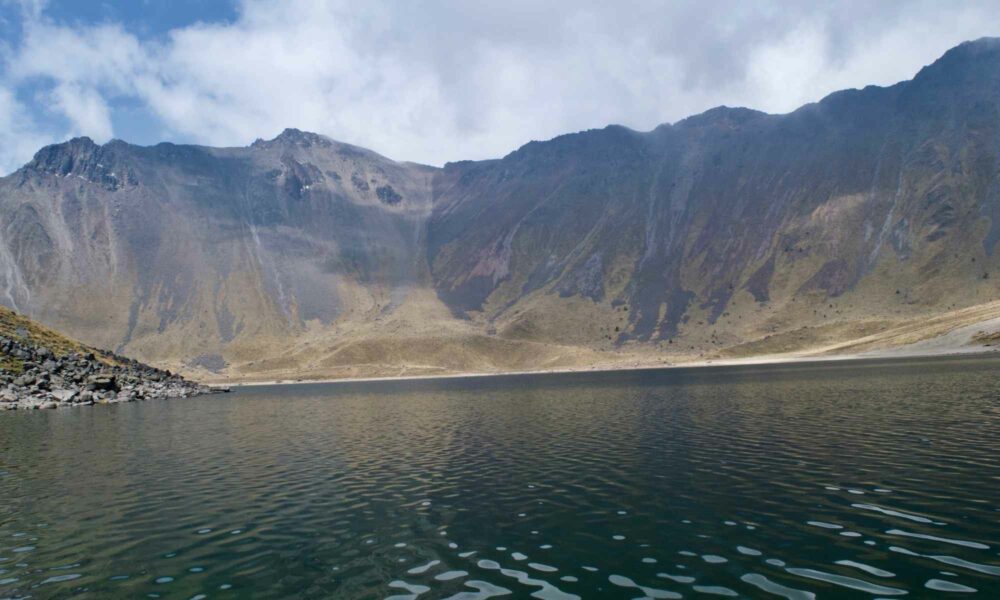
[51,388,78,403]
[86,375,118,392]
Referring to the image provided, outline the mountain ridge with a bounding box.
[1,38,999,380]
[20,35,1000,175]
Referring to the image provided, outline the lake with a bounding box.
[1,356,998,598]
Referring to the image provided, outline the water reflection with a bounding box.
[0,355,998,598]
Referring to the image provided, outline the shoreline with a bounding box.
[205,345,1000,388]
[192,299,1000,389]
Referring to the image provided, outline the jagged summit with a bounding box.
[31,135,97,159]
[249,128,401,165]
[24,135,137,190]
[252,127,335,149]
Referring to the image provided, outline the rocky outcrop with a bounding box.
[0,335,224,410]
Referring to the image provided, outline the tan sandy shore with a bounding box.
[207,344,999,388]
[198,299,1000,388]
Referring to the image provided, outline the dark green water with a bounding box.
[1,356,999,599]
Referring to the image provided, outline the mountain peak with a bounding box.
[954,36,1000,52]
[252,128,334,150]
[674,106,767,129]
[28,136,98,169]
[931,36,1000,66]
[59,136,99,151]
[911,36,1000,86]
[24,136,136,189]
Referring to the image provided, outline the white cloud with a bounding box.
[12,20,145,89]
[0,14,148,170]
[0,85,48,172]
[48,83,113,140]
[0,0,997,174]
[744,7,1000,114]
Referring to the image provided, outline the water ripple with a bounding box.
[0,356,998,598]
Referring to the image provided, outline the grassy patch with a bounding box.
[0,305,116,373]
[0,306,89,353]
[0,354,24,373]
[972,330,1000,345]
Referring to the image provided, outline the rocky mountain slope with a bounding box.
[1,39,999,380]
[0,128,437,375]
[429,38,1000,349]
[0,305,218,409]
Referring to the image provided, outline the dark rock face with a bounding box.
[25,137,139,191]
[0,335,223,410]
[187,353,228,373]
[376,185,403,205]
[351,172,371,191]
[0,39,999,365]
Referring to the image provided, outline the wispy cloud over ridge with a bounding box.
[0,0,996,173]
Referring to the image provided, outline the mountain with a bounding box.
[429,38,1000,348]
[1,39,1000,379]
[0,129,443,374]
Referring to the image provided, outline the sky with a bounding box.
[0,0,996,174]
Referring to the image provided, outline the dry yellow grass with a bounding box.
[0,305,117,373]
[197,297,1000,384]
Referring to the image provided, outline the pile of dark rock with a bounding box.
[0,336,226,410]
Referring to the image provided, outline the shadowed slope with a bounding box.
[429,38,1000,349]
